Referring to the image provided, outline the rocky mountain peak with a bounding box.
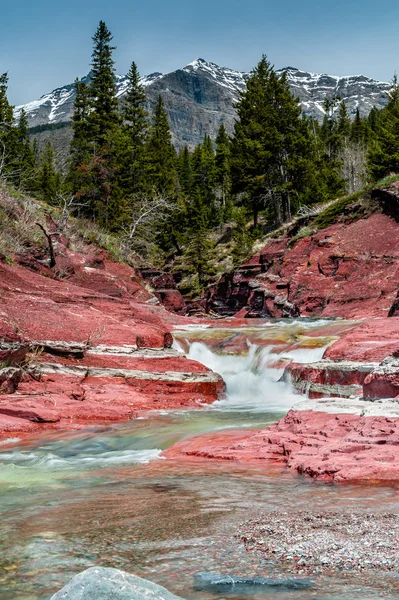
[16,59,391,150]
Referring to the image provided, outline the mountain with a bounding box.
[16,58,391,150]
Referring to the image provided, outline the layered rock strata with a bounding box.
[208,211,399,319]
[163,397,399,484]
[0,247,223,437]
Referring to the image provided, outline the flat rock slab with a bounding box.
[50,567,184,600]
[194,571,314,591]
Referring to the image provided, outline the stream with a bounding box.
[0,320,398,599]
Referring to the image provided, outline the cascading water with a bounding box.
[187,341,299,412]
[1,319,396,600]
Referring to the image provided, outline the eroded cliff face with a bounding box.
[208,194,399,321]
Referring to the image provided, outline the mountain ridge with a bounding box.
[16,58,391,150]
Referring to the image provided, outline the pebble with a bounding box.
[236,511,399,575]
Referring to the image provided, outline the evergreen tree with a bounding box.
[232,208,252,264]
[368,106,380,133]
[0,73,15,179]
[350,107,368,144]
[37,142,60,204]
[121,61,149,194]
[89,21,120,147]
[337,101,351,138]
[146,95,176,193]
[14,109,35,188]
[177,146,193,195]
[320,97,342,163]
[368,75,399,180]
[215,123,231,208]
[68,78,92,204]
[183,188,215,291]
[231,56,322,226]
[69,21,123,229]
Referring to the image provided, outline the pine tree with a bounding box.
[177,146,193,195]
[0,73,16,179]
[146,95,176,193]
[231,56,320,226]
[89,21,120,147]
[368,107,380,133]
[232,207,252,264]
[351,107,368,144]
[37,142,60,204]
[337,101,351,139]
[70,79,92,164]
[320,97,342,163]
[14,109,35,188]
[368,75,399,180]
[183,188,215,291]
[68,78,93,206]
[215,123,231,208]
[121,61,149,195]
[69,21,123,229]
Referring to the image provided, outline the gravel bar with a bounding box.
[237,511,399,575]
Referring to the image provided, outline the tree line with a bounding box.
[1,21,399,292]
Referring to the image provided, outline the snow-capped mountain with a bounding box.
[15,59,390,149]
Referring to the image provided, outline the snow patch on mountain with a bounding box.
[15,58,391,131]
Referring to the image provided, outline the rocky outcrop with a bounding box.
[50,567,184,600]
[209,210,399,319]
[140,269,186,315]
[166,315,399,484]
[0,237,224,437]
[163,397,399,484]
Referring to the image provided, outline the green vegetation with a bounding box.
[312,188,371,229]
[28,122,71,135]
[1,21,399,299]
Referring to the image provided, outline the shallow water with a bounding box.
[0,319,398,600]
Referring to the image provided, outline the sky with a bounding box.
[2,0,399,106]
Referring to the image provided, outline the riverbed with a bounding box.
[0,320,398,599]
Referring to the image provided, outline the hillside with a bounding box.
[207,178,399,320]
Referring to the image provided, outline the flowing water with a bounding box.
[0,320,398,599]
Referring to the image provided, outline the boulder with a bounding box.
[50,567,184,600]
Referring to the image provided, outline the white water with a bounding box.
[187,341,314,412]
[0,327,329,474]
[0,447,162,473]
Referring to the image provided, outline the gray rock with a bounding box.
[50,567,185,600]
[17,59,390,154]
[194,571,314,592]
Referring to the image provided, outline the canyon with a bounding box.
[2,182,399,599]
[2,180,399,488]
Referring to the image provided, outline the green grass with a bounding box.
[289,225,313,246]
[375,174,399,187]
[312,186,373,230]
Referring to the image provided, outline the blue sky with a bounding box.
[2,0,399,105]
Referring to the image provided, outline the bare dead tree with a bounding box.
[35,222,56,268]
[55,192,90,232]
[120,193,173,258]
[339,139,368,194]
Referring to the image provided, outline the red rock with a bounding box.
[326,319,399,363]
[0,239,224,437]
[163,409,399,484]
[0,414,41,433]
[208,212,399,319]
